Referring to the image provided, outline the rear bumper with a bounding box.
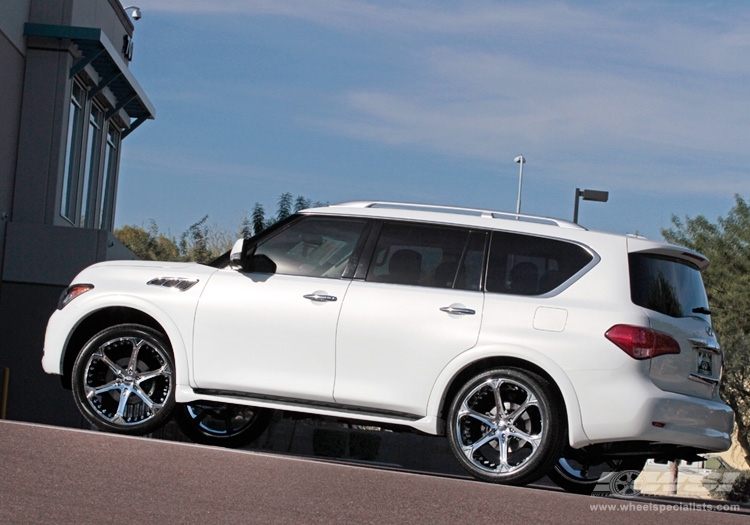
[570,369,734,453]
[629,395,734,452]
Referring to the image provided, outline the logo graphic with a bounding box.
[592,470,643,497]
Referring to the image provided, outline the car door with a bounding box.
[334,222,486,416]
[192,215,369,402]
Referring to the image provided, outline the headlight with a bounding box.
[58,284,94,309]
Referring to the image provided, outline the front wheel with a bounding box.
[71,324,176,435]
[548,452,647,495]
[446,367,565,485]
[175,402,273,448]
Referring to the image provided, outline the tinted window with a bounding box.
[366,223,475,288]
[456,231,487,291]
[629,253,709,318]
[254,217,367,278]
[486,232,593,295]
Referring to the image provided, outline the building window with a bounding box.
[81,104,104,227]
[61,81,86,223]
[98,127,121,230]
[59,77,122,231]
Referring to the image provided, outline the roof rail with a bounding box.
[330,201,585,229]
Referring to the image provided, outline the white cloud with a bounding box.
[135,1,750,199]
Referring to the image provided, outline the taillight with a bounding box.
[58,284,94,310]
[605,324,681,360]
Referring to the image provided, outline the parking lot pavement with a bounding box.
[0,420,747,525]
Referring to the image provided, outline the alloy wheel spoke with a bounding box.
[131,383,160,411]
[491,379,507,416]
[497,433,510,471]
[97,352,125,378]
[223,412,238,435]
[86,380,122,399]
[461,431,497,459]
[508,427,540,449]
[136,364,170,384]
[507,395,538,425]
[191,408,210,424]
[126,338,143,374]
[459,405,496,429]
[112,385,134,422]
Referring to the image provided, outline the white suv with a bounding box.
[42,201,734,490]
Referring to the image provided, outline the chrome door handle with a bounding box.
[440,306,475,315]
[303,293,338,302]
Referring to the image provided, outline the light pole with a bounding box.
[514,155,525,215]
[573,188,609,223]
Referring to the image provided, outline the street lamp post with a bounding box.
[514,155,526,215]
[573,188,609,224]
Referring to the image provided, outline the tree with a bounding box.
[251,203,267,236]
[114,221,180,261]
[662,195,750,467]
[238,214,253,240]
[179,215,213,264]
[276,192,293,222]
[115,192,322,260]
[115,217,232,264]
[294,195,311,212]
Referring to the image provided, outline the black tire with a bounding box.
[446,367,565,485]
[71,324,176,435]
[175,402,273,448]
[548,451,647,495]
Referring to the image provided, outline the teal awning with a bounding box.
[24,23,155,136]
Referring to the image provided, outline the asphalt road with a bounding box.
[0,420,746,524]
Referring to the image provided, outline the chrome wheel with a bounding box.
[549,452,646,495]
[175,402,273,448]
[72,324,175,434]
[447,368,564,485]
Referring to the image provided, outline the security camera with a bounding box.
[123,5,142,21]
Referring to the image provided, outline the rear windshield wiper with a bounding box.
[692,306,712,315]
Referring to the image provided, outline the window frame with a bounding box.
[484,230,598,297]
[61,80,87,224]
[80,101,105,228]
[97,126,121,230]
[357,220,485,290]
[245,214,373,280]
[59,75,124,231]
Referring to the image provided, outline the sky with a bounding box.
[116,0,750,241]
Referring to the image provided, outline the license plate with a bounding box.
[696,351,713,376]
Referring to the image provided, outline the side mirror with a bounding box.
[229,239,246,271]
[229,239,277,274]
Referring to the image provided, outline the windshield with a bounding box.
[629,253,710,318]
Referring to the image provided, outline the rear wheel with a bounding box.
[71,324,176,435]
[175,402,273,448]
[446,367,565,485]
[548,451,647,495]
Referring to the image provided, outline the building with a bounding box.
[0,0,153,426]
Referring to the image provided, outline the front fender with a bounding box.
[427,343,591,448]
[46,293,193,390]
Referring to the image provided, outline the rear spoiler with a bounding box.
[626,236,709,270]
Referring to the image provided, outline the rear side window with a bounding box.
[365,222,482,289]
[486,232,593,295]
[629,253,709,318]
